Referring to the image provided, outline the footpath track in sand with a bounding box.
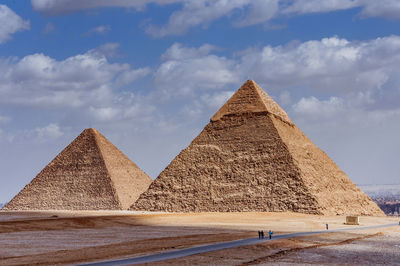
[81,223,399,265]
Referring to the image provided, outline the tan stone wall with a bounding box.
[132,80,384,216]
[132,112,321,213]
[3,129,152,211]
[94,130,152,209]
[3,129,120,210]
[211,80,292,125]
[271,117,384,216]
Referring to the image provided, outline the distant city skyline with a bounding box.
[1,0,400,203]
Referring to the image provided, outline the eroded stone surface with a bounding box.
[132,80,383,216]
[211,80,292,125]
[271,117,382,216]
[3,129,151,210]
[134,112,319,213]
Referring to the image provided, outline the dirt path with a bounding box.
[0,212,398,265]
[1,232,253,266]
[239,232,383,265]
[82,223,397,265]
[156,228,400,265]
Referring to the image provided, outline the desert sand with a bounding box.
[0,211,398,265]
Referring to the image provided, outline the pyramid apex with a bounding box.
[83,128,98,133]
[245,79,257,85]
[81,128,103,137]
[211,80,293,124]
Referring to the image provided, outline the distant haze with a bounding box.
[359,184,400,199]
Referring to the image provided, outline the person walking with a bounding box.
[258,231,261,239]
[261,230,264,239]
[268,230,273,239]
[326,223,329,230]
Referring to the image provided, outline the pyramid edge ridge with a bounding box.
[93,129,152,210]
[92,131,124,210]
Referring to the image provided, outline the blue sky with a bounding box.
[1,0,400,203]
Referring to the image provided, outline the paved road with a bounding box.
[80,222,399,266]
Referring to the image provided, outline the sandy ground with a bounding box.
[0,211,398,265]
[157,228,400,265]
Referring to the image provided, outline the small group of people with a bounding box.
[258,230,273,239]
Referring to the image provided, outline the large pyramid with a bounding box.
[3,128,152,210]
[131,80,383,216]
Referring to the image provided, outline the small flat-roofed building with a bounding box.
[346,216,359,225]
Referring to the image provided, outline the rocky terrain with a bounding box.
[132,80,383,216]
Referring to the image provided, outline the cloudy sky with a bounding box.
[1,0,400,203]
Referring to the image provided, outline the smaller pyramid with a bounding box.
[3,128,151,210]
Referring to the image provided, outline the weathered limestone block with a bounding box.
[3,128,151,210]
[131,80,383,216]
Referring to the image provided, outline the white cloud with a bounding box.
[358,0,400,19]
[148,36,400,186]
[142,0,400,37]
[147,35,400,175]
[29,0,400,39]
[147,0,400,37]
[0,5,30,43]
[150,36,400,124]
[235,0,279,27]
[289,94,400,185]
[146,0,243,37]
[154,36,400,107]
[85,25,111,36]
[0,52,115,107]
[35,123,64,139]
[30,0,280,37]
[201,90,235,109]
[181,90,235,119]
[283,0,400,19]
[89,106,120,122]
[115,67,151,87]
[146,0,280,37]
[89,42,120,58]
[154,43,239,96]
[123,102,156,120]
[279,90,292,106]
[292,96,346,120]
[0,43,156,148]
[282,0,359,15]
[88,97,156,122]
[238,36,400,96]
[0,43,150,108]
[0,115,11,124]
[161,43,217,60]
[31,0,182,15]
